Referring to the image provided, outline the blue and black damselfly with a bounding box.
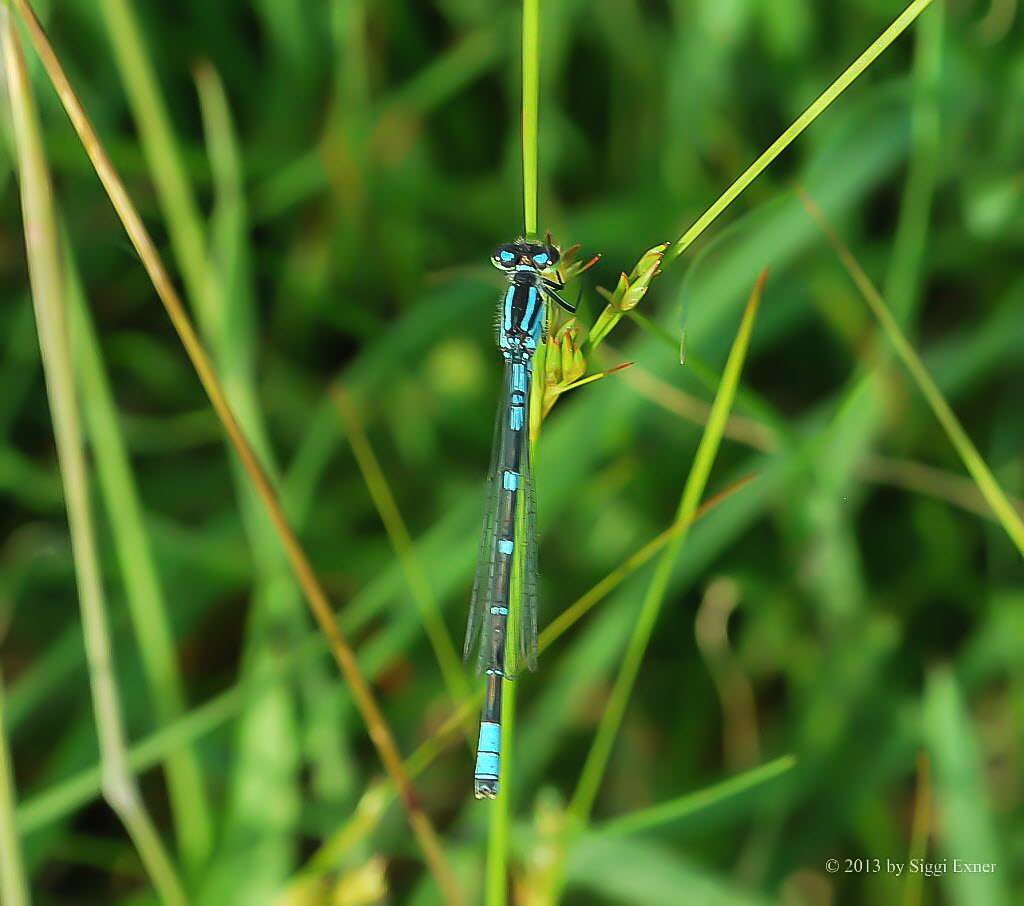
[463,238,578,799]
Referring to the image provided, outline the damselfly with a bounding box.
[463,238,577,799]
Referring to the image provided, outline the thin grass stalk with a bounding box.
[63,246,213,875]
[799,192,1024,556]
[0,675,31,906]
[194,61,304,901]
[334,388,475,734]
[594,754,796,837]
[521,0,540,236]
[539,474,758,650]
[484,0,542,897]
[7,1,461,898]
[95,0,210,320]
[884,2,943,327]
[664,0,935,267]
[1,11,186,903]
[569,274,765,827]
[903,753,932,906]
[486,680,516,906]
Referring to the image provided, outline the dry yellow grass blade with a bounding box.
[6,0,461,900]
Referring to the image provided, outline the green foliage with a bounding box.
[1,0,1021,904]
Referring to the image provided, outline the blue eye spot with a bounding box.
[532,253,549,266]
[499,250,516,265]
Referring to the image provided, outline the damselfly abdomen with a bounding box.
[463,239,576,799]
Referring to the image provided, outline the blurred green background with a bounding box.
[1,0,1022,903]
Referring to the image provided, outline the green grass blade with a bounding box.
[570,272,765,826]
[1,10,186,902]
[924,667,1011,906]
[485,679,516,906]
[65,245,214,874]
[884,1,944,327]
[594,755,796,837]
[801,192,1024,556]
[665,0,935,267]
[567,835,770,906]
[334,387,474,733]
[95,0,211,325]
[193,62,302,905]
[522,0,540,236]
[902,754,931,906]
[0,675,31,906]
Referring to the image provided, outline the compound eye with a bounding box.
[545,244,560,266]
[493,245,518,269]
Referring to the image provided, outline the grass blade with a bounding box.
[486,680,516,906]
[665,0,935,266]
[594,755,796,837]
[799,190,1024,556]
[334,387,474,732]
[884,1,944,327]
[95,0,211,323]
[65,247,214,875]
[567,835,769,906]
[570,272,766,825]
[522,0,539,236]
[538,473,758,651]
[193,61,302,904]
[7,1,462,898]
[2,10,186,902]
[924,667,1011,906]
[0,675,31,906]
[902,753,931,906]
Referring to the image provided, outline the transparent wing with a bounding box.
[463,368,508,670]
[505,415,539,679]
[464,359,540,679]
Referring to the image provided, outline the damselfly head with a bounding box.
[491,240,560,272]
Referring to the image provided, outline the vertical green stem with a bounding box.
[485,1,541,900]
[522,0,540,237]
[485,680,517,906]
[0,675,31,906]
